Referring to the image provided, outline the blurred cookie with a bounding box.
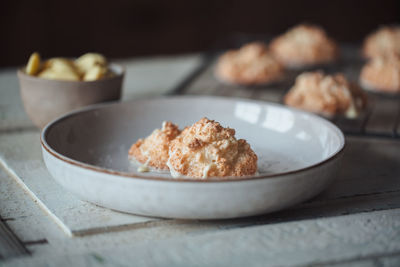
[362,26,400,58]
[167,118,258,179]
[215,42,284,85]
[129,121,181,170]
[360,53,400,93]
[284,71,367,118]
[270,24,338,68]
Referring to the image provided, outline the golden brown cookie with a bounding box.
[284,71,367,118]
[129,121,181,170]
[215,42,284,85]
[362,26,400,58]
[270,24,338,68]
[167,118,258,178]
[360,53,400,93]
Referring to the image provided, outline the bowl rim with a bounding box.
[17,62,125,84]
[41,95,345,183]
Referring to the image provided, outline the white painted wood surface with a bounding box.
[0,68,34,131]
[0,169,30,259]
[2,208,400,267]
[1,53,400,266]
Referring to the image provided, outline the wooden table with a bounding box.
[1,50,400,267]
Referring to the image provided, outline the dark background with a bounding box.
[1,0,399,67]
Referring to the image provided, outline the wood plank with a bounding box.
[0,170,30,259]
[314,252,400,267]
[0,219,29,259]
[212,191,400,230]
[3,208,400,267]
[0,132,160,237]
[0,167,51,252]
[0,163,166,256]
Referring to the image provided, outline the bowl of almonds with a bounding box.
[17,52,124,128]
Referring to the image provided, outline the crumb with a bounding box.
[137,165,150,173]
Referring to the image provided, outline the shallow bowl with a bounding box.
[41,96,344,219]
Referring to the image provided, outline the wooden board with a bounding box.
[3,209,400,267]
[0,218,29,260]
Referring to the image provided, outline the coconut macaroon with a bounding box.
[215,42,284,85]
[360,53,400,93]
[362,26,400,58]
[129,121,181,170]
[270,24,338,68]
[284,71,367,118]
[167,118,258,179]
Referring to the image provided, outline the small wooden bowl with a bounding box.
[17,63,124,129]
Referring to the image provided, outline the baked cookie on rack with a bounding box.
[129,121,181,170]
[270,24,338,68]
[362,26,400,58]
[360,53,400,93]
[167,118,258,179]
[284,71,367,118]
[215,42,284,86]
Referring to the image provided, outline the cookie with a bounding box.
[270,24,338,68]
[167,118,258,178]
[215,42,284,85]
[360,53,400,93]
[284,71,367,118]
[129,121,181,170]
[362,26,400,58]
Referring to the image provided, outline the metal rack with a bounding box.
[171,36,400,139]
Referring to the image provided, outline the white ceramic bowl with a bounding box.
[41,96,345,219]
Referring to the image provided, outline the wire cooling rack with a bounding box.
[170,34,400,139]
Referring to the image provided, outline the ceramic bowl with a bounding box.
[41,96,345,219]
[17,63,124,129]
